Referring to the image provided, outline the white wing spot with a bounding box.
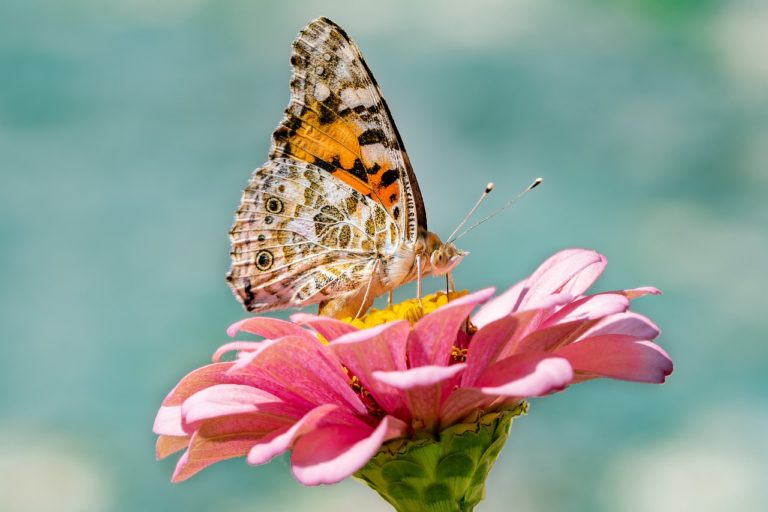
[361,143,388,164]
[340,87,376,110]
[314,82,330,102]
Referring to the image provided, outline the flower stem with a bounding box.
[355,403,528,512]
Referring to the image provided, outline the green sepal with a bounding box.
[354,402,528,512]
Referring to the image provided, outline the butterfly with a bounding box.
[227,17,465,319]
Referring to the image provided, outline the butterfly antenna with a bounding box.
[446,183,495,243]
[450,177,542,243]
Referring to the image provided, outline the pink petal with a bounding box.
[619,286,662,299]
[556,334,673,383]
[542,293,629,326]
[374,364,466,430]
[154,405,185,436]
[187,413,295,440]
[172,428,265,482]
[473,289,572,328]
[227,316,311,339]
[439,388,497,427]
[461,313,534,387]
[580,312,660,340]
[181,384,304,428]
[511,319,592,354]
[408,288,495,368]
[160,362,235,407]
[212,341,267,363]
[373,364,467,389]
[477,353,574,397]
[171,409,301,482]
[230,338,281,371]
[156,435,189,460]
[328,321,411,418]
[517,249,607,311]
[470,280,526,328]
[291,313,359,341]
[228,336,367,415]
[246,404,341,466]
[171,435,251,482]
[291,415,408,485]
[465,300,584,386]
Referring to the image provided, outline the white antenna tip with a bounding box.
[485,182,495,193]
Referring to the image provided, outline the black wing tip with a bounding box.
[316,16,336,25]
[303,17,351,41]
[315,16,341,29]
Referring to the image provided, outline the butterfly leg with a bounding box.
[388,290,393,307]
[416,254,423,306]
[354,259,380,319]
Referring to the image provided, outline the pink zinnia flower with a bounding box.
[154,249,672,509]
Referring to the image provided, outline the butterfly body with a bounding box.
[227,17,465,318]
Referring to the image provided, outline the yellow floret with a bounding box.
[342,290,468,329]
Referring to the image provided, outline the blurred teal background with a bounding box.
[2,0,767,511]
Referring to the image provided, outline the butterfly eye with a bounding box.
[265,196,284,214]
[255,250,274,271]
[430,250,444,269]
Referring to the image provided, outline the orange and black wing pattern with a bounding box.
[269,17,426,243]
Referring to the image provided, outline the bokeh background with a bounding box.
[2,0,767,511]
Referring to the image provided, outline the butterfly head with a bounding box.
[423,231,467,276]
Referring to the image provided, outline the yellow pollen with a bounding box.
[348,373,385,417]
[349,375,363,393]
[451,346,468,363]
[342,290,469,329]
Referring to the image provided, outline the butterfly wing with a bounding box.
[227,159,398,313]
[228,17,426,316]
[272,16,427,242]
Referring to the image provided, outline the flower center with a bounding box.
[338,291,475,416]
[342,290,469,329]
[347,372,384,417]
[451,345,468,363]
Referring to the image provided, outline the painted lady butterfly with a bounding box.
[227,17,465,318]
